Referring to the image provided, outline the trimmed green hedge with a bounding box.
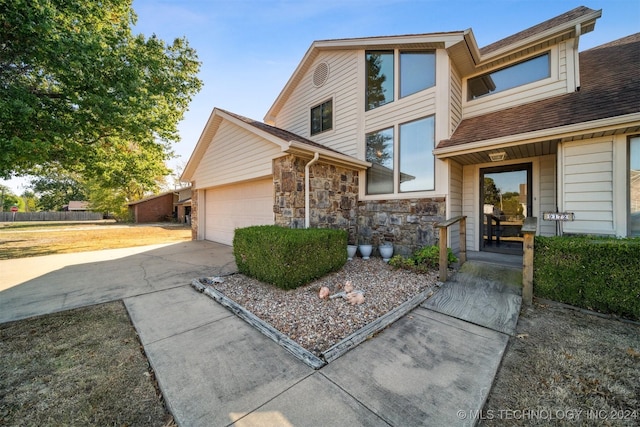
[534,235,640,320]
[233,225,347,290]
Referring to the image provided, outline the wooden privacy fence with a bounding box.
[435,215,467,282]
[0,211,103,222]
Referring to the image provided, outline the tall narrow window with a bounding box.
[630,136,640,236]
[400,51,436,98]
[366,127,394,194]
[366,51,394,111]
[310,100,332,135]
[399,116,435,192]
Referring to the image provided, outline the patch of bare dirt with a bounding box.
[480,301,640,426]
[0,302,174,426]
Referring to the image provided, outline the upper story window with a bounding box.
[366,51,394,111]
[400,51,436,98]
[366,50,436,111]
[310,99,332,135]
[365,115,435,195]
[467,53,550,101]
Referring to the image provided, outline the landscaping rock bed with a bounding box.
[198,258,440,359]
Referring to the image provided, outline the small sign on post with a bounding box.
[543,212,574,221]
[10,205,18,221]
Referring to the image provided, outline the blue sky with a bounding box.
[3,0,639,194]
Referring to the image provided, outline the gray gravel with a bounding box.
[212,258,439,356]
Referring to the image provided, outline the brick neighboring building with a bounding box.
[128,188,192,223]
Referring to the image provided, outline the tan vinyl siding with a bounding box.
[561,139,614,234]
[450,65,463,135]
[558,41,568,83]
[462,164,477,250]
[538,154,557,236]
[274,51,360,157]
[448,159,463,253]
[192,120,282,189]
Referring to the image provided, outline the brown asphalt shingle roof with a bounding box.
[438,33,640,149]
[219,108,346,155]
[481,6,599,55]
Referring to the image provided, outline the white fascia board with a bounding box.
[313,32,465,49]
[434,112,640,157]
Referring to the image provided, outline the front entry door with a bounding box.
[480,164,532,254]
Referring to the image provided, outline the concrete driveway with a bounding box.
[0,241,237,323]
[0,241,514,426]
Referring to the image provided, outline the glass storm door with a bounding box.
[480,164,532,254]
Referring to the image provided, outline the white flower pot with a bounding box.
[379,244,394,262]
[347,245,357,260]
[358,244,373,260]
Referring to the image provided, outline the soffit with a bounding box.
[438,123,640,166]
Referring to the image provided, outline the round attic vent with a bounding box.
[313,62,329,87]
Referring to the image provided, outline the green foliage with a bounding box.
[233,226,347,290]
[389,245,458,273]
[0,0,202,178]
[85,179,130,222]
[1,185,20,212]
[534,235,640,320]
[30,170,88,211]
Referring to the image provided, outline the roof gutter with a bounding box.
[305,152,320,229]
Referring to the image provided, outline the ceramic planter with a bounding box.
[347,245,358,260]
[379,244,394,262]
[358,244,373,260]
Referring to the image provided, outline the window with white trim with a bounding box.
[467,53,550,100]
[310,99,332,135]
[366,50,436,111]
[365,115,435,195]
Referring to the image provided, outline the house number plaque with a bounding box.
[543,212,575,221]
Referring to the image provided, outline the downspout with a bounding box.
[305,152,320,228]
[574,24,582,91]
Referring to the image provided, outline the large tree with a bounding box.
[30,169,88,211]
[0,0,202,179]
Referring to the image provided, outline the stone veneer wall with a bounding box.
[356,198,446,256]
[190,188,198,240]
[193,159,446,253]
[273,155,360,243]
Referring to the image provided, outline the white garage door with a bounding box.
[204,178,274,245]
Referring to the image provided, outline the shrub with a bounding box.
[233,225,347,290]
[389,245,458,273]
[534,235,640,320]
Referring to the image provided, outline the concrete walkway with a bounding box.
[0,241,521,427]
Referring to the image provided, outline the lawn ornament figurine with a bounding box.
[318,286,330,300]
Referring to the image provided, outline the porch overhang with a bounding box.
[435,113,640,165]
